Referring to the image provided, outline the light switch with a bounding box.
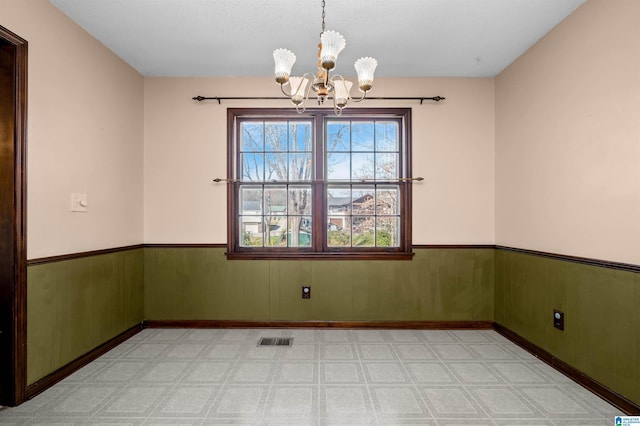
[71,193,88,212]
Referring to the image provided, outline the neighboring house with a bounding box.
[328,193,393,232]
[240,200,262,235]
[241,200,287,237]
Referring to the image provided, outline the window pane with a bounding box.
[239,186,263,247]
[289,186,312,215]
[241,153,264,181]
[264,186,287,216]
[352,186,375,215]
[263,186,287,247]
[352,153,375,180]
[376,217,399,247]
[289,153,312,181]
[376,186,399,215]
[328,216,350,247]
[265,214,287,247]
[240,219,264,247]
[352,216,375,247]
[352,122,374,151]
[375,121,399,151]
[327,152,350,180]
[240,122,264,152]
[289,122,312,152]
[327,121,350,152]
[327,187,351,215]
[240,186,263,214]
[265,122,288,152]
[288,216,312,247]
[327,186,350,247]
[265,152,287,181]
[375,153,399,180]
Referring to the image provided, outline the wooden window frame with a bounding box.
[226,108,413,260]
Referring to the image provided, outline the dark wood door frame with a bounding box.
[0,25,27,407]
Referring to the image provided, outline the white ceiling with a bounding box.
[49,0,585,78]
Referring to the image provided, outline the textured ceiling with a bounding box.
[49,0,585,78]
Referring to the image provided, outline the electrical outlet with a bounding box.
[554,310,564,330]
[302,285,311,299]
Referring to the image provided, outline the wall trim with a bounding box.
[496,245,640,273]
[26,244,144,266]
[144,243,227,249]
[493,323,640,415]
[143,320,494,329]
[27,244,492,266]
[25,323,143,400]
[27,244,640,274]
[413,244,495,249]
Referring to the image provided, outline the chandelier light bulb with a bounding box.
[319,31,346,70]
[273,48,296,84]
[354,57,377,92]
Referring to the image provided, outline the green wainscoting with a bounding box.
[27,248,144,385]
[495,249,640,406]
[143,247,495,321]
[26,245,639,407]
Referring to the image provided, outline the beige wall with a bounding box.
[496,0,640,265]
[15,0,635,261]
[1,0,144,259]
[144,77,495,244]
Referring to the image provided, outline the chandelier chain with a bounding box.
[320,0,326,37]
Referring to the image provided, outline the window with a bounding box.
[227,108,413,259]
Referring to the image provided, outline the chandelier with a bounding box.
[273,0,377,115]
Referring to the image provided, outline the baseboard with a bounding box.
[143,319,495,329]
[493,322,640,415]
[25,323,144,400]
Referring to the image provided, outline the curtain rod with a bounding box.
[212,177,424,183]
[192,95,445,105]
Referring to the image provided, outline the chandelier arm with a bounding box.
[290,74,307,98]
[293,73,317,114]
[348,90,368,103]
[279,83,292,97]
[302,72,315,99]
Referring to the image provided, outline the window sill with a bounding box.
[225,251,414,261]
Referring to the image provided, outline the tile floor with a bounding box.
[0,328,624,425]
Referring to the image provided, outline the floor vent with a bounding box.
[257,337,293,347]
